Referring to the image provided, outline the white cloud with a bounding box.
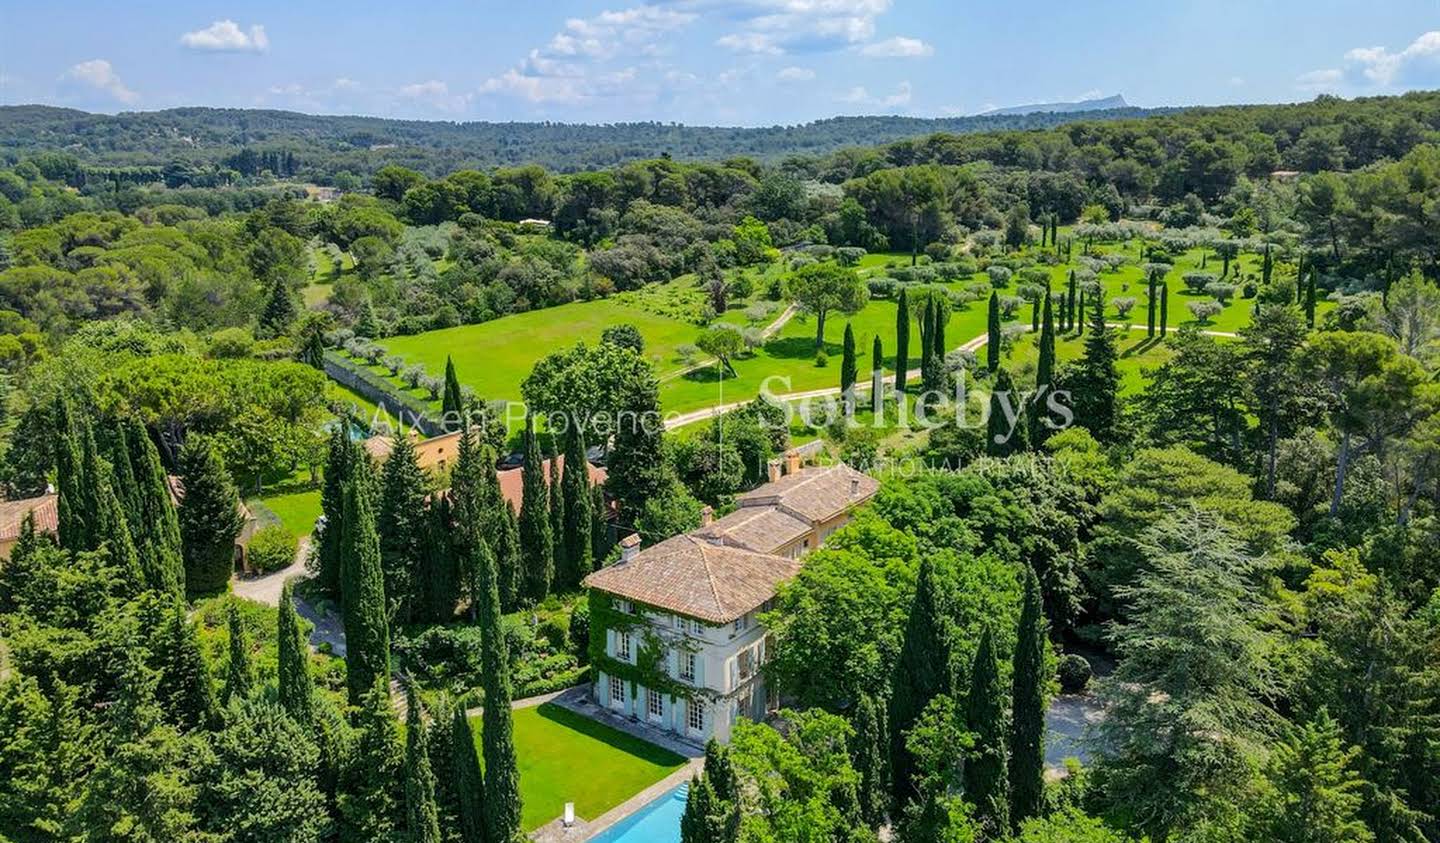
[480,4,697,104]
[61,59,137,103]
[859,36,932,58]
[777,65,816,81]
[180,20,269,52]
[717,0,892,55]
[717,32,784,55]
[1297,68,1343,91]
[838,79,910,108]
[1229,76,1246,87]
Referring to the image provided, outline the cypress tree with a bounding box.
[52,398,88,552]
[683,742,740,843]
[102,422,141,534]
[338,676,404,841]
[1065,269,1077,331]
[987,368,1029,457]
[78,418,142,592]
[356,296,381,338]
[590,484,612,563]
[518,416,554,604]
[840,323,858,397]
[316,426,355,597]
[156,602,219,732]
[426,695,464,843]
[986,291,1001,373]
[302,330,326,370]
[441,356,464,432]
[259,277,298,339]
[222,601,254,706]
[340,475,391,708]
[1146,275,1157,337]
[177,436,244,596]
[277,580,315,725]
[1030,291,1040,334]
[1261,242,1273,287]
[871,335,884,415]
[1159,281,1170,338]
[127,419,184,596]
[500,500,523,611]
[378,433,429,623]
[852,693,889,828]
[680,776,717,843]
[964,626,1009,838]
[1076,287,1086,335]
[561,420,594,590]
[450,425,489,619]
[474,504,523,843]
[932,296,947,358]
[1008,569,1047,828]
[889,558,953,806]
[1031,291,1057,445]
[404,688,443,843]
[452,707,488,843]
[422,495,458,622]
[548,449,566,581]
[895,287,910,397]
[1305,271,1317,328]
[1070,290,1120,441]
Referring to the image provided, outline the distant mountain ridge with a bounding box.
[980,94,1130,117]
[0,101,1166,174]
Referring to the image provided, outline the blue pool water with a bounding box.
[589,782,688,843]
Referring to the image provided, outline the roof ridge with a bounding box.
[688,535,727,619]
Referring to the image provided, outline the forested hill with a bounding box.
[0,103,1171,174]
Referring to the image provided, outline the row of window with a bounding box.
[613,631,697,682]
[609,676,704,731]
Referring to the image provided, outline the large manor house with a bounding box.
[584,452,878,744]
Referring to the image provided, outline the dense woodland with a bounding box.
[1,90,1440,843]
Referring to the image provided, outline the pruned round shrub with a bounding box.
[1058,653,1093,693]
[247,524,298,574]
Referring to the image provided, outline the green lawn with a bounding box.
[473,703,687,831]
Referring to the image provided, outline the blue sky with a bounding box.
[3,1,1440,125]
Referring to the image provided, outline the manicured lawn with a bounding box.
[250,484,322,537]
[472,703,687,831]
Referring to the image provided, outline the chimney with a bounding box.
[767,459,782,484]
[619,533,641,562]
[700,505,714,527]
[850,476,861,498]
[785,450,801,475]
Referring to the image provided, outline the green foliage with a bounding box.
[178,435,245,596]
[1009,568,1047,828]
[963,626,1009,837]
[728,711,872,842]
[404,689,443,843]
[518,416,555,603]
[560,421,594,590]
[222,600,256,706]
[889,557,954,806]
[247,523,298,574]
[276,580,316,725]
[378,432,429,622]
[338,677,404,842]
[339,472,391,707]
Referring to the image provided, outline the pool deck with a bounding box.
[529,685,705,842]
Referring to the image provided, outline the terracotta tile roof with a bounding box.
[582,534,801,624]
[734,463,879,523]
[497,456,607,512]
[0,494,59,541]
[694,506,811,554]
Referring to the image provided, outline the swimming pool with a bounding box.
[588,781,688,843]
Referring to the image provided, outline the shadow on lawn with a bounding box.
[533,703,687,768]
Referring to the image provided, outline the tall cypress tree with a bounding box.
[338,676,404,841]
[1031,291,1057,445]
[932,295,947,359]
[1146,275,1158,337]
[452,707,488,843]
[1076,287,1086,335]
[548,449,566,581]
[450,425,489,620]
[517,416,554,604]
[441,356,464,432]
[1008,569,1047,828]
[302,330,326,370]
[52,398,88,551]
[986,291,1001,373]
[852,693,889,828]
[474,504,523,842]
[127,419,184,596]
[1159,281,1170,338]
[1065,269,1077,331]
[277,580,315,725]
[422,495,458,623]
[177,436,243,596]
[589,484,612,564]
[895,287,911,397]
[888,558,953,806]
[259,277,298,339]
[964,626,1009,838]
[427,695,464,843]
[102,422,141,534]
[316,426,355,597]
[499,500,523,612]
[561,420,594,590]
[1030,291,1041,333]
[1305,271,1317,328]
[378,433,429,623]
[79,418,143,592]
[871,335,884,415]
[340,475,391,708]
[155,602,219,733]
[404,688,443,843]
[986,368,1029,457]
[222,601,254,706]
[840,323,858,397]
